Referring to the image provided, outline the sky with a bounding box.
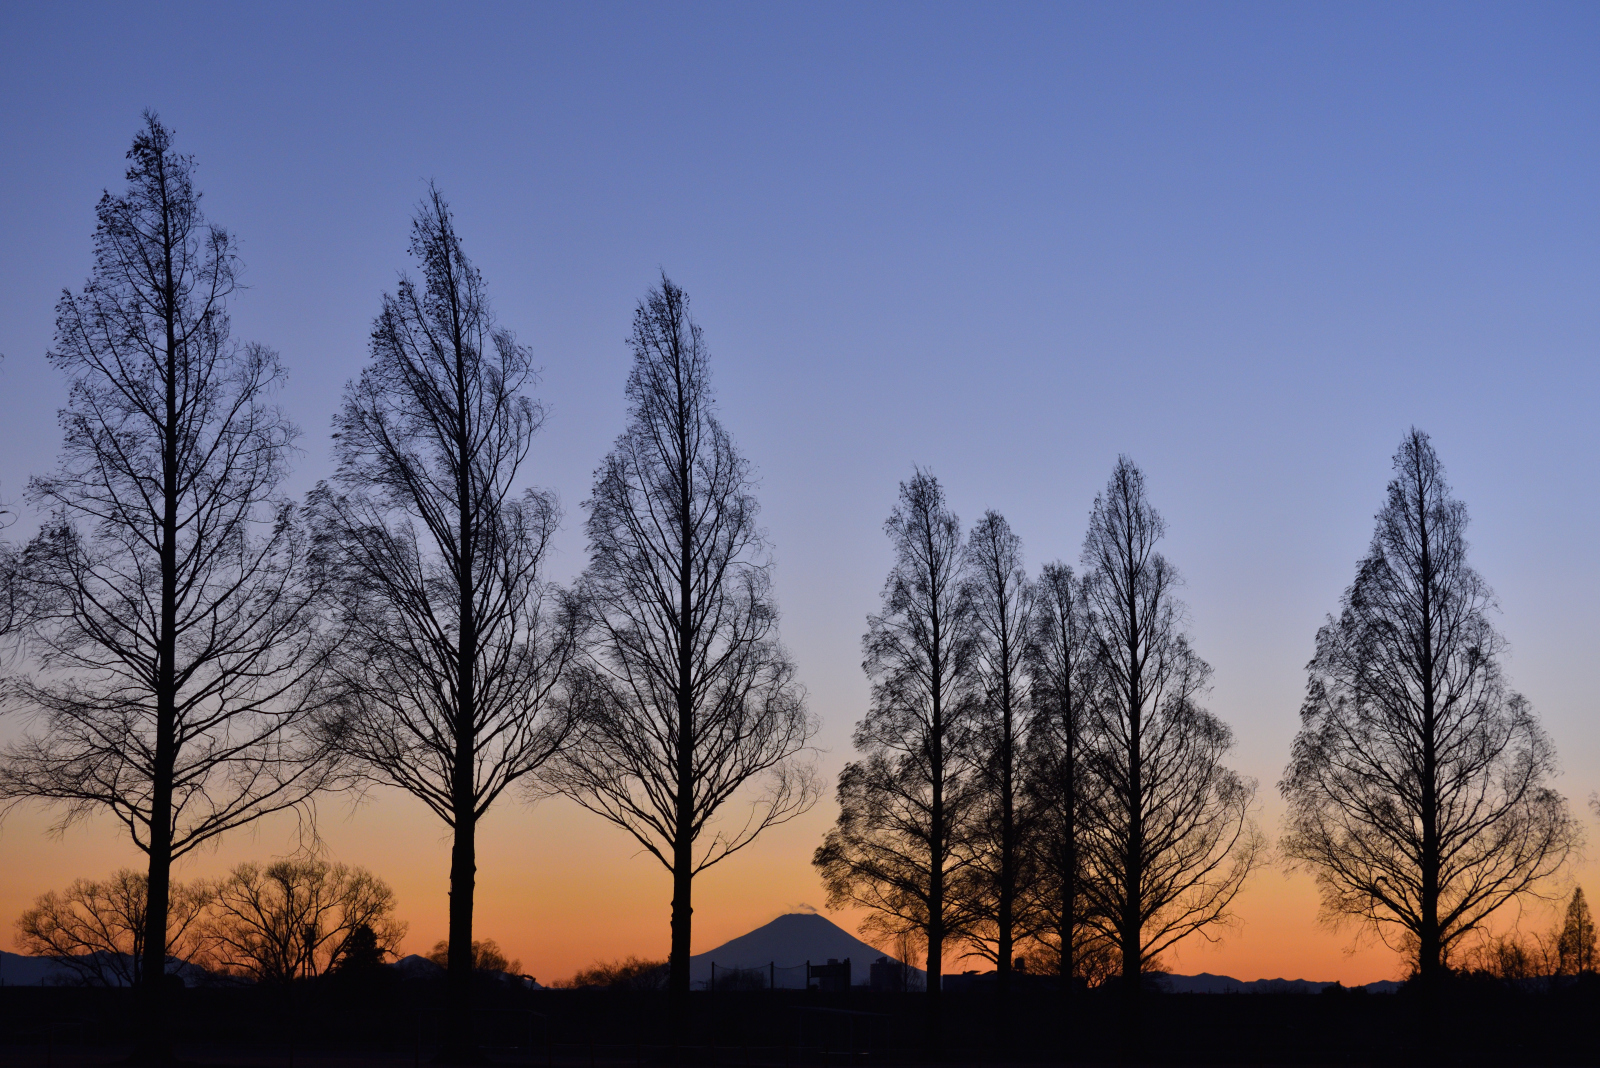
[2,1,1598,987]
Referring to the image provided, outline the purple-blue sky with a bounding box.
[2,2,1598,984]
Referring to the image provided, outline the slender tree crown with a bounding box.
[2,111,327,857]
[1557,886,1597,975]
[314,185,574,827]
[552,276,815,1012]
[310,186,575,1058]
[1077,457,1259,985]
[815,469,977,1013]
[1281,430,1577,980]
[957,510,1035,983]
[1021,560,1104,987]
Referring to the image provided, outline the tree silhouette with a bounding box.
[201,858,406,983]
[550,276,815,1041]
[956,511,1034,996]
[1076,458,1259,1026]
[15,870,211,987]
[0,114,332,1058]
[815,469,976,1042]
[559,956,669,990]
[1557,887,1596,975]
[426,938,520,976]
[333,923,390,976]
[1022,561,1103,1022]
[310,186,576,1058]
[1281,430,1576,986]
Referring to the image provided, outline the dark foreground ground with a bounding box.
[3,975,1598,1067]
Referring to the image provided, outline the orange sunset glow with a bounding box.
[8,781,1592,988]
[4,6,1600,1067]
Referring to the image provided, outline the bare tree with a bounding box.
[15,870,212,987]
[1459,928,1555,981]
[955,511,1034,995]
[1281,430,1576,986]
[200,858,406,983]
[0,114,331,1054]
[310,186,575,1057]
[550,276,815,1037]
[555,956,668,991]
[814,469,975,1038]
[1077,458,1259,1008]
[1022,561,1104,1014]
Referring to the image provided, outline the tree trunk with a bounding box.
[138,749,174,1062]
[997,665,1014,999]
[1060,850,1075,1054]
[926,915,944,1047]
[669,829,694,1049]
[445,640,477,1060]
[927,762,944,1042]
[1060,728,1078,1052]
[137,205,182,1063]
[446,785,477,1058]
[926,609,945,1049]
[139,495,177,1057]
[1120,553,1143,1054]
[446,360,480,1062]
[995,669,1015,1051]
[1057,670,1079,1055]
[1417,485,1442,989]
[669,355,696,1053]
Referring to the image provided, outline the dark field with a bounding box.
[4,978,1600,1068]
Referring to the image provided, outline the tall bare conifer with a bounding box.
[815,470,976,1042]
[0,115,330,1058]
[312,187,577,1058]
[552,277,815,1041]
[1077,458,1258,1038]
[1023,561,1101,1021]
[958,511,1034,995]
[1281,430,1576,984]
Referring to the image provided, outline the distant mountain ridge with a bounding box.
[0,950,71,986]
[0,949,538,988]
[1153,971,1400,995]
[0,949,209,987]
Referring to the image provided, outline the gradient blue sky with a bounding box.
[2,2,1598,983]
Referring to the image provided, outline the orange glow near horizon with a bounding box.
[6,784,1584,988]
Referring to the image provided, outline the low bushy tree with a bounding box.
[426,938,520,976]
[201,859,405,983]
[15,870,211,986]
[557,956,668,990]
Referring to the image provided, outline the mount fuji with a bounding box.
[689,912,917,989]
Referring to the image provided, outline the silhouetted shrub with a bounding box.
[425,938,520,976]
[556,955,668,990]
